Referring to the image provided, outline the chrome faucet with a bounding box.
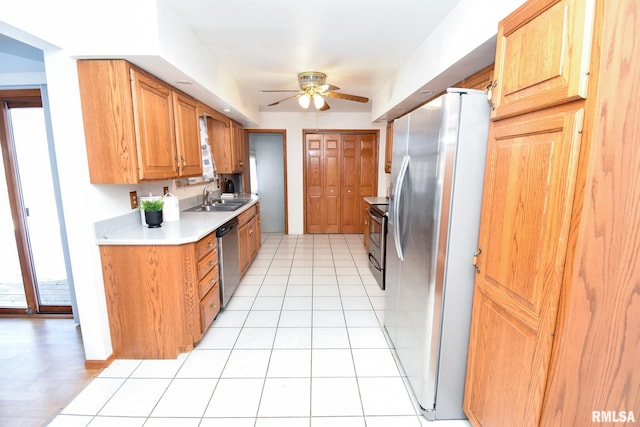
[203,186,214,206]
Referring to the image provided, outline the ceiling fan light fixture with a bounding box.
[313,93,325,109]
[298,93,311,108]
[298,71,327,90]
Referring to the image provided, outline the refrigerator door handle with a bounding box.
[394,155,410,261]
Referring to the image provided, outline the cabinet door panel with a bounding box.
[491,0,595,119]
[464,105,584,426]
[341,135,359,233]
[131,69,177,180]
[207,115,233,173]
[306,135,324,233]
[323,135,341,233]
[199,284,220,333]
[173,91,202,177]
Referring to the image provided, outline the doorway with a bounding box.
[303,130,379,234]
[248,130,287,234]
[0,89,74,315]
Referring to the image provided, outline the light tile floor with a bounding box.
[49,234,471,427]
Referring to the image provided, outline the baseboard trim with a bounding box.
[85,353,115,370]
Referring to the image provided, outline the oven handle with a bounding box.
[368,253,382,272]
[370,212,383,225]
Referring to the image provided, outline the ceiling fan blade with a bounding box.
[268,94,300,107]
[320,84,340,92]
[319,101,331,111]
[325,92,369,103]
[261,89,301,93]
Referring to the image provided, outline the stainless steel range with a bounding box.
[368,204,388,289]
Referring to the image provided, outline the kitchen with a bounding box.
[1,0,638,426]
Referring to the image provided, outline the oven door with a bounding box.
[368,208,386,289]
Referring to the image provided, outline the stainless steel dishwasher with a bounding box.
[216,217,240,308]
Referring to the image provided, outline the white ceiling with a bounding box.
[161,0,463,115]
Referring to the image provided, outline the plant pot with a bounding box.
[144,210,163,228]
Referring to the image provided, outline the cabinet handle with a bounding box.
[209,278,215,286]
[209,261,215,268]
[486,80,498,110]
[207,241,213,248]
[181,156,186,166]
[472,247,482,273]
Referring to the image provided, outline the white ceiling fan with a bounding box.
[263,71,369,111]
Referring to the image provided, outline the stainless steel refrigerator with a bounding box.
[384,89,489,420]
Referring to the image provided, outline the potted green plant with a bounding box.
[141,199,164,228]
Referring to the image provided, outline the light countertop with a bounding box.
[363,196,389,205]
[96,197,259,246]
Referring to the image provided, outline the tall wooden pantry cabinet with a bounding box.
[463,0,640,425]
[304,131,378,234]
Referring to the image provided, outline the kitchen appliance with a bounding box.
[224,179,235,193]
[216,217,240,307]
[162,193,180,222]
[384,89,490,420]
[368,204,388,289]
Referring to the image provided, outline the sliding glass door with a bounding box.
[0,89,72,314]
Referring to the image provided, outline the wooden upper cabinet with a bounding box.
[130,68,177,180]
[231,120,245,172]
[490,0,595,119]
[77,60,202,183]
[199,102,244,174]
[172,91,203,177]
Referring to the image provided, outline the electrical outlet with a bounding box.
[129,191,138,209]
[163,186,169,195]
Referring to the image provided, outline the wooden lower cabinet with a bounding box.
[464,104,584,426]
[238,203,261,275]
[99,231,220,359]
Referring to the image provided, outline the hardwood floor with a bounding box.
[0,318,100,427]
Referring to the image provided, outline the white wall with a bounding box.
[372,0,526,120]
[256,111,387,234]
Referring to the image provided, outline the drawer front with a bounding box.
[197,249,218,282]
[199,284,220,333]
[199,264,218,299]
[196,231,216,260]
[237,204,256,226]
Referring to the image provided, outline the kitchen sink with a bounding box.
[185,198,250,212]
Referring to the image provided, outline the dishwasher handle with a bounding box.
[216,218,239,237]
